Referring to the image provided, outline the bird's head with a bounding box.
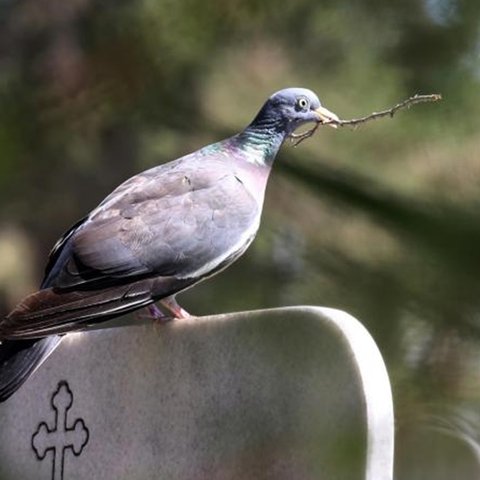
[254,87,339,136]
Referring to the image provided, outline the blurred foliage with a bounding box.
[1,0,480,476]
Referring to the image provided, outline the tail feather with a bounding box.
[0,275,193,401]
[1,275,193,340]
[1,281,156,340]
[0,283,152,402]
[0,336,61,402]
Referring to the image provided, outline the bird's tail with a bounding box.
[0,281,155,402]
[0,276,193,401]
[0,283,153,402]
[1,282,158,340]
[0,276,192,341]
[0,336,61,402]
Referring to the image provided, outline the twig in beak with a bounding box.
[289,93,442,147]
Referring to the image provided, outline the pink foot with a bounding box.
[160,296,191,319]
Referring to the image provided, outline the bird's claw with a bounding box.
[160,296,191,319]
[135,304,173,325]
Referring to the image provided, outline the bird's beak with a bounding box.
[314,105,340,128]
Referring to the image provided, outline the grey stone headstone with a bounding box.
[0,306,394,480]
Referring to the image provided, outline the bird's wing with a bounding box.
[41,217,88,288]
[49,153,261,290]
[2,151,263,339]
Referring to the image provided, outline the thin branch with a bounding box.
[290,93,442,147]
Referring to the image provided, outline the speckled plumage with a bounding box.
[0,87,338,401]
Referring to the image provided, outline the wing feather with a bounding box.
[48,153,260,290]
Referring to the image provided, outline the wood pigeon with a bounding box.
[0,87,338,401]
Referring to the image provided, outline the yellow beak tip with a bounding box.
[315,105,339,128]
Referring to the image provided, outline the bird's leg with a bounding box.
[148,304,173,323]
[135,296,190,324]
[160,295,191,319]
[135,303,172,324]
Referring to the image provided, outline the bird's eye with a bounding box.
[296,97,309,111]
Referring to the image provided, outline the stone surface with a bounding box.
[0,306,394,480]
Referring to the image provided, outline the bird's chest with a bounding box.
[230,160,270,209]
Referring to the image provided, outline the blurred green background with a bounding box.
[1,0,480,477]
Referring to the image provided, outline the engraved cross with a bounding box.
[32,381,89,480]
